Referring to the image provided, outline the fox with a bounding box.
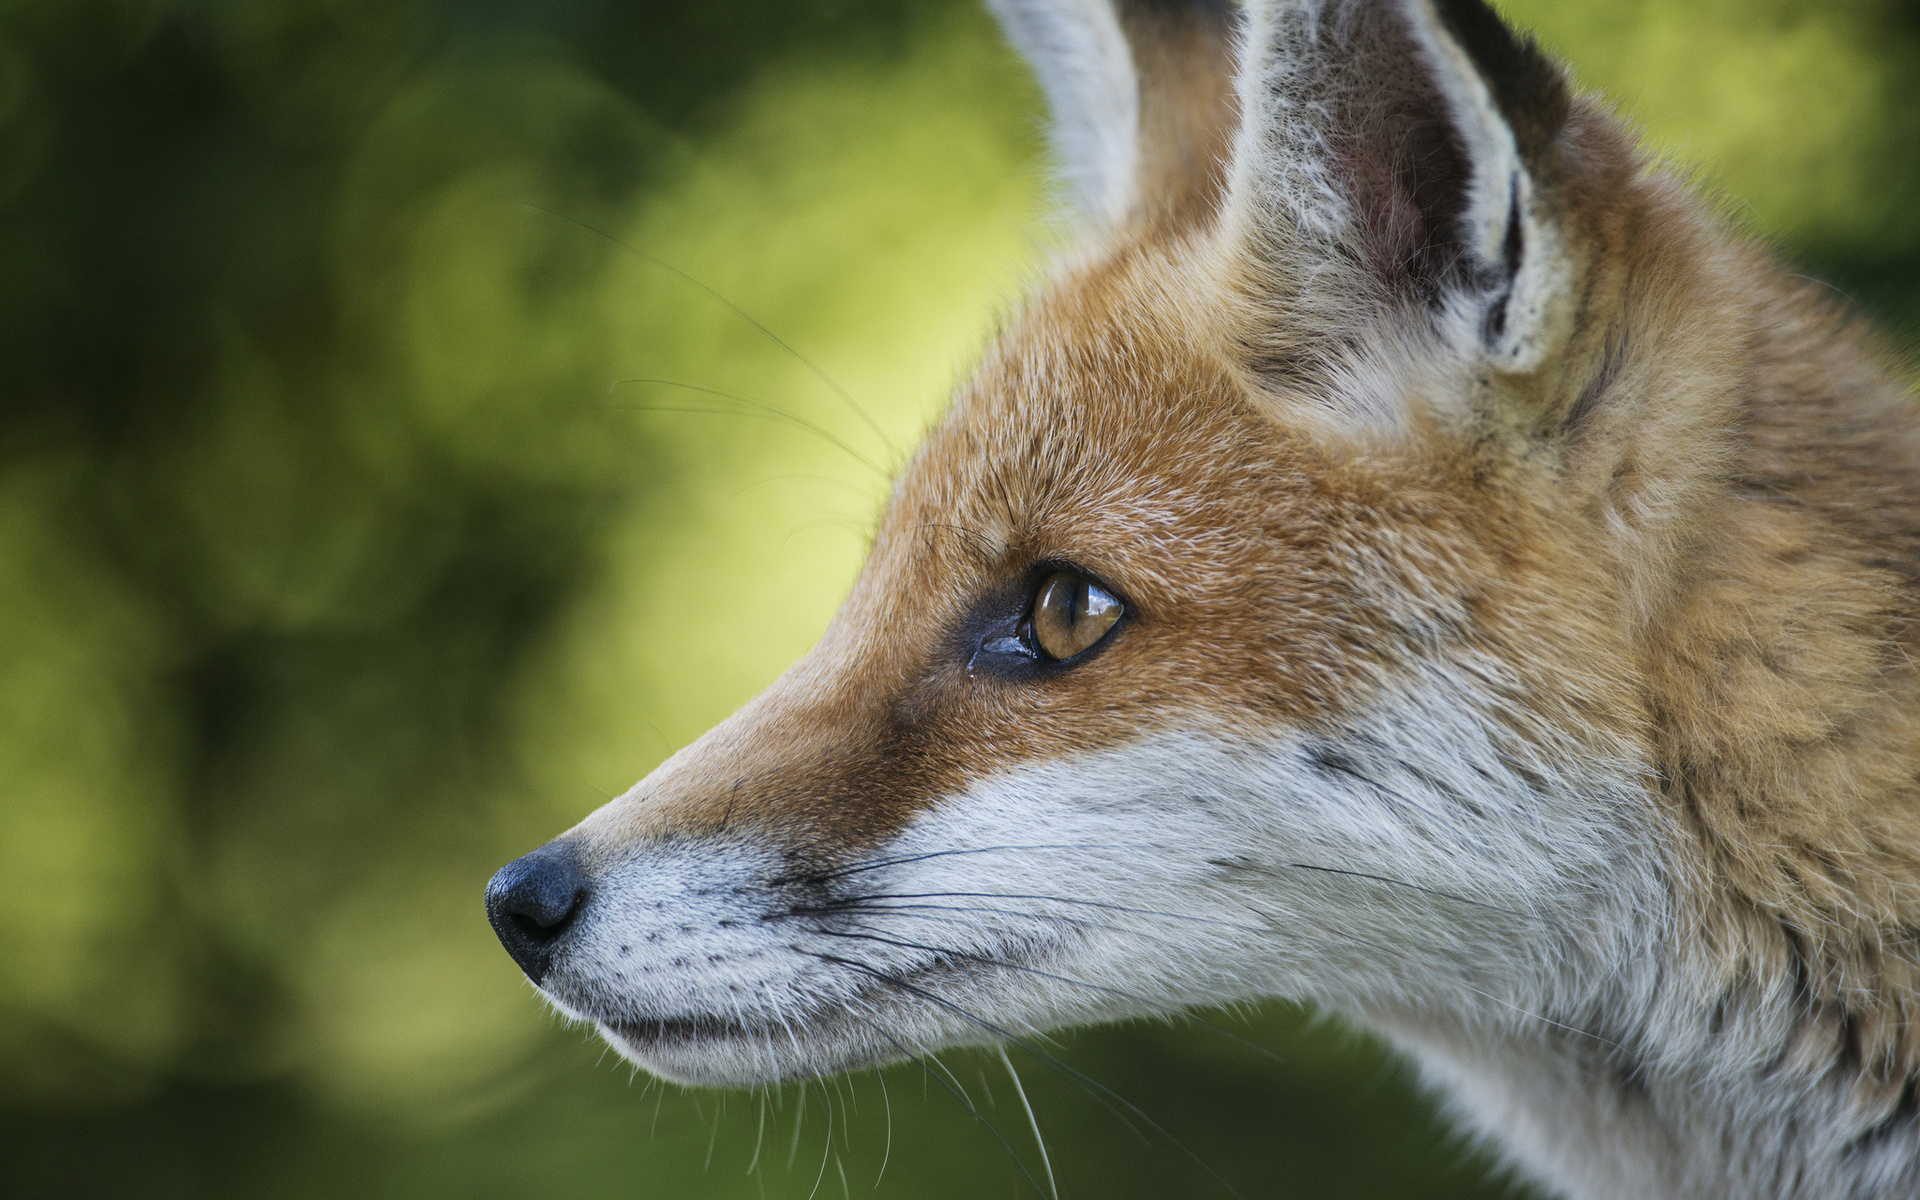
[484,1,1920,1196]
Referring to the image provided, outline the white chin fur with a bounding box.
[542,686,1656,1089]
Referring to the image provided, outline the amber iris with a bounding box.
[1030,570,1122,660]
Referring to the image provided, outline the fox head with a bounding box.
[489,0,1680,1082]
[489,6,1917,1185]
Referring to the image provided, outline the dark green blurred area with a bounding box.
[0,1,1915,1197]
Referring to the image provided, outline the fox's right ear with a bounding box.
[989,0,1239,227]
[1218,0,1581,407]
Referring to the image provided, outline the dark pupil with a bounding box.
[1055,578,1082,624]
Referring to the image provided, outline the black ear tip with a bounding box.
[1429,0,1570,163]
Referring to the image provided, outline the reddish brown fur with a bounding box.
[1122,0,1239,225]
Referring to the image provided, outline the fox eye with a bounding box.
[1028,570,1123,661]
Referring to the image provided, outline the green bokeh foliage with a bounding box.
[0,0,1914,1196]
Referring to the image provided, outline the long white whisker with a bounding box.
[997,1044,1059,1200]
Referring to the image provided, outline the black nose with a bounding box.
[486,842,589,985]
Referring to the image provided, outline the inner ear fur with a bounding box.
[1221,0,1583,399]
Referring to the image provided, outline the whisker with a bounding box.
[609,378,888,477]
[747,1086,769,1177]
[997,1044,1059,1200]
[914,521,1002,561]
[704,1091,722,1171]
[858,1023,1050,1197]
[921,1047,982,1115]
[812,896,1618,1055]
[805,898,1207,955]
[874,1068,894,1188]
[808,1080,833,1200]
[729,473,877,503]
[1234,900,1631,1055]
[808,921,1289,1066]
[1220,859,1544,926]
[525,204,901,463]
[815,953,1246,1198]
[786,843,1537,926]
[806,889,1280,936]
[787,1079,806,1170]
[772,843,1127,886]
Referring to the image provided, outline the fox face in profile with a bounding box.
[486,2,1920,1196]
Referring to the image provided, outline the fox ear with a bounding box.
[989,0,1239,227]
[1221,0,1576,381]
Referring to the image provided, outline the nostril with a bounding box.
[507,889,585,943]
[485,843,590,985]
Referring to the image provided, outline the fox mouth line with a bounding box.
[603,1013,761,1049]
[593,979,891,1074]
[590,941,1047,1063]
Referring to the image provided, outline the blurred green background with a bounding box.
[0,1,1915,1196]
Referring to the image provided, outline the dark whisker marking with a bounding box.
[807,889,1279,937]
[813,953,1247,1199]
[808,892,1618,1055]
[1233,900,1632,1056]
[810,922,1290,1067]
[524,203,901,463]
[770,843,1125,887]
[609,378,888,477]
[802,898,1213,958]
[786,837,1537,942]
[786,845,1530,927]
[1218,859,1546,926]
[914,521,1002,562]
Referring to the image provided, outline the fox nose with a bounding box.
[486,843,589,985]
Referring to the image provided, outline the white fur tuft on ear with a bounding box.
[1398,0,1570,372]
[987,0,1140,225]
[1400,0,1523,270]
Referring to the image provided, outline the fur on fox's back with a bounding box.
[486,2,1920,1196]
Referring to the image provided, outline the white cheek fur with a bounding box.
[539,674,1661,1089]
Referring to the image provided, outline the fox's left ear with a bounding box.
[989,0,1239,227]
[1220,0,1580,389]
